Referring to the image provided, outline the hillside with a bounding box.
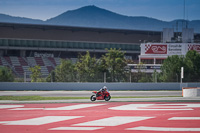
[0,13,43,24]
[0,5,200,32]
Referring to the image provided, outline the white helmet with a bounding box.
[103,86,107,90]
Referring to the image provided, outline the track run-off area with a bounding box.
[0,102,200,133]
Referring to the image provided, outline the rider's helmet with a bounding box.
[103,86,107,91]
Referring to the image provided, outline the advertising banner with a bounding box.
[168,44,183,55]
[145,44,167,54]
[142,43,200,56]
[188,44,200,53]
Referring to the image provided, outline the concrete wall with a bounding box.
[0,82,200,91]
[183,88,200,97]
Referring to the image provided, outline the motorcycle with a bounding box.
[90,90,111,101]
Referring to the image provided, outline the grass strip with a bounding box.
[0,95,182,101]
[0,96,87,101]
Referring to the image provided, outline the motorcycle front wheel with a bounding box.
[105,95,111,101]
[90,95,96,101]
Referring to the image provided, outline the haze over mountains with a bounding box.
[0,5,200,33]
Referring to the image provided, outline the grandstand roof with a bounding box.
[0,22,161,44]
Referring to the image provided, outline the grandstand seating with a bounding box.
[47,66,54,73]
[48,57,57,66]
[4,57,12,65]
[14,66,24,75]
[10,56,20,66]
[43,57,52,66]
[35,57,45,66]
[18,57,28,66]
[27,57,37,66]
[0,56,63,78]
[40,66,49,76]
[22,66,32,76]
[54,58,61,66]
[0,57,8,66]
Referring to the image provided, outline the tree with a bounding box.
[75,51,98,82]
[131,62,149,82]
[100,48,127,82]
[46,70,55,82]
[160,55,185,82]
[160,50,200,82]
[0,66,14,82]
[54,59,76,82]
[152,69,161,82]
[29,65,42,82]
[138,75,152,82]
[184,50,200,82]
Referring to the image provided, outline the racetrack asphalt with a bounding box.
[1,102,200,133]
[0,91,181,97]
[0,91,200,103]
[1,92,199,133]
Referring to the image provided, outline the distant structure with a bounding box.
[129,27,200,73]
[182,28,194,43]
[0,22,161,78]
[163,28,174,43]
[163,27,194,43]
[0,22,199,78]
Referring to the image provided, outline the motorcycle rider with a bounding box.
[103,86,109,93]
[97,86,109,97]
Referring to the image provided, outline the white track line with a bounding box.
[10,108,44,110]
[74,116,154,126]
[0,105,24,109]
[169,117,200,120]
[109,104,154,110]
[0,121,9,124]
[45,104,105,110]
[49,127,104,131]
[3,116,83,125]
[10,104,106,111]
[109,104,199,111]
[126,126,200,131]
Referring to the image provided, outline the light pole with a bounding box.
[181,67,184,83]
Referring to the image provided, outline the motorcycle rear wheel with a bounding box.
[90,95,96,101]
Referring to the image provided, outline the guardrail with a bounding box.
[0,82,200,91]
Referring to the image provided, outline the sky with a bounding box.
[0,0,200,21]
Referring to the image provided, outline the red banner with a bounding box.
[188,44,200,53]
[145,44,167,54]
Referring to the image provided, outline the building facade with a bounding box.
[0,22,161,77]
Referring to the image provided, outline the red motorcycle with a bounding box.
[90,90,111,101]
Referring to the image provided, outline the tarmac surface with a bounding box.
[1,102,200,133]
[0,91,181,97]
[1,91,200,133]
[0,91,200,103]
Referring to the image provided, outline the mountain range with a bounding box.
[0,5,200,33]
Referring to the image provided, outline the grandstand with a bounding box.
[0,22,161,78]
[0,22,199,78]
[0,56,60,77]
